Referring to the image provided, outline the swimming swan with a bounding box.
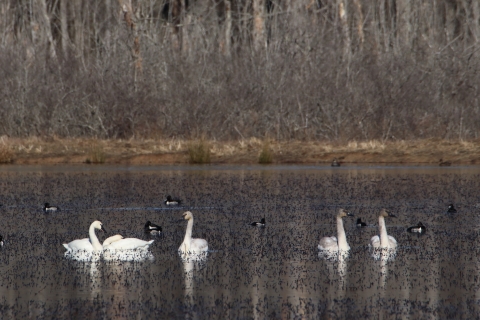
[370,209,397,249]
[103,234,124,247]
[63,220,107,253]
[318,208,354,252]
[103,236,154,250]
[103,235,154,261]
[179,211,208,255]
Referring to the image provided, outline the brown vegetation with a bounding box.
[0,1,479,143]
[258,140,273,164]
[4,137,480,165]
[187,139,211,164]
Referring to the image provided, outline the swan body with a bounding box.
[179,211,208,255]
[0,235,3,247]
[370,209,397,249]
[105,238,154,250]
[447,204,457,213]
[165,195,181,206]
[63,221,107,260]
[251,218,265,227]
[103,235,124,247]
[318,209,354,253]
[44,203,59,212]
[407,222,426,233]
[103,235,154,261]
[63,220,107,252]
[144,221,162,234]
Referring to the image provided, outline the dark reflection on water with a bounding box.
[0,165,480,318]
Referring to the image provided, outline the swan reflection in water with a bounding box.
[181,251,208,318]
[319,250,348,318]
[103,249,154,262]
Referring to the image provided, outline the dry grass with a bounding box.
[258,140,273,164]
[0,144,14,163]
[2,137,480,165]
[187,139,211,164]
[85,142,106,164]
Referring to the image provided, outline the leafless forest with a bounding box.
[1,0,480,141]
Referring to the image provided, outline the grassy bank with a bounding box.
[0,137,479,166]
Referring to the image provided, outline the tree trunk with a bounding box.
[253,0,265,51]
[396,0,411,49]
[73,0,84,56]
[39,0,56,59]
[60,0,69,55]
[352,0,364,50]
[224,0,232,56]
[338,0,350,58]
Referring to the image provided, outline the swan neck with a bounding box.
[89,224,102,251]
[378,216,389,248]
[336,216,349,250]
[181,218,193,252]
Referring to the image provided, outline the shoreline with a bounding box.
[1,137,480,166]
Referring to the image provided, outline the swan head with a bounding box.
[379,208,395,218]
[182,211,193,220]
[337,208,353,218]
[92,220,107,233]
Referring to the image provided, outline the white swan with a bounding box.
[63,221,107,260]
[63,220,107,252]
[179,211,208,255]
[103,234,154,261]
[104,237,154,250]
[103,234,124,247]
[370,208,397,249]
[318,208,354,254]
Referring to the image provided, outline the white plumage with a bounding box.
[179,211,208,255]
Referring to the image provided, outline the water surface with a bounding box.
[0,165,479,319]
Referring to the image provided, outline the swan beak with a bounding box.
[347,212,354,217]
[389,213,397,218]
[101,226,108,233]
[177,219,184,223]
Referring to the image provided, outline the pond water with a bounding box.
[0,165,479,319]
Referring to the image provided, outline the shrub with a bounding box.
[258,141,273,164]
[0,145,14,164]
[86,143,106,164]
[188,140,211,164]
